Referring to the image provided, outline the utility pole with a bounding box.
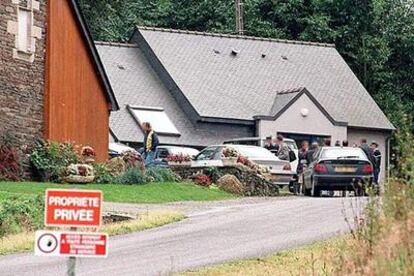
[235,0,244,35]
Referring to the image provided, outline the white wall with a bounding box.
[258,93,347,142]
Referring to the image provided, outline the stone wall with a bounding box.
[0,0,46,145]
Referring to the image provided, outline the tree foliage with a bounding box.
[79,0,414,128]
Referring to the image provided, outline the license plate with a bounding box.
[334,166,357,173]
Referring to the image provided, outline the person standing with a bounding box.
[264,136,277,151]
[342,140,349,147]
[370,141,382,184]
[275,134,290,161]
[142,122,159,166]
[306,142,319,164]
[324,138,332,147]
[297,141,309,174]
[360,138,375,166]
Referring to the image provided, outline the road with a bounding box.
[0,196,366,276]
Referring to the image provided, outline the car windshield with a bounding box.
[233,146,276,159]
[169,147,199,156]
[285,140,298,150]
[321,148,367,159]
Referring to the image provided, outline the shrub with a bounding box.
[93,163,115,184]
[115,168,148,185]
[0,195,44,238]
[193,174,212,187]
[145,167,178,182]
[0,144,21,181]
[30,140,79,182]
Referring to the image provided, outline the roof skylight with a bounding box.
[128,106,180,136]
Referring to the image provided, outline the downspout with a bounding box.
[385,134,392,182]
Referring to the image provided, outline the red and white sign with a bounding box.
[45,189,102,227]
[35,230,108,258]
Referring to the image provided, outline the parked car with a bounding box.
[153,145,200,167]
[109,142,138,159]
[193,145,294,186]
[223,137,299,172]
[302,146,374,197]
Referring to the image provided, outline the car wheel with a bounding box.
[311,179,321,197]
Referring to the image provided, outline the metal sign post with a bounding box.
[67,227,77,276]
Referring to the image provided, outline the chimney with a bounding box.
[235,0,244,35]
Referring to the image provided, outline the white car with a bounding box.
[193,145,294,186]
[223,137,299,172]
[108,142,138,158]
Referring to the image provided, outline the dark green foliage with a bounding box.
[115,167,147,185]
[115,167,178,185]
[93,163,115,184]
[79,0,413,129]
[145,167,178,182]
[0,195,44,237]
[30,140,79,182]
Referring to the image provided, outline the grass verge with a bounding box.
[0,181,235,203]
[0,210,185,255]
[180,237,343,276]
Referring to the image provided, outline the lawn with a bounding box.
[0,181,235,204]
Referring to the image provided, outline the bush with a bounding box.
[93,163,115,184]
[0,144,21,181]
[145,167,177,182]
[30,140,79,182]
[0,195,44,238]
[115,168,148,185]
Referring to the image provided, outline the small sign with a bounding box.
[45,189,102,227]
[35,230,108,258]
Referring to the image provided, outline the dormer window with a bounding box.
[128,106,180,136]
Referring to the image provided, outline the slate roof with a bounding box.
[96,42,250,146]
[134,26,393,130]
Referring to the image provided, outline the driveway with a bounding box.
[0,196,366,275]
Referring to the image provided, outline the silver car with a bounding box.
[193,145,294,186]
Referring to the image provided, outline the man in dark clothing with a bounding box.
[324,139,331,147]
[297,141,309,174]
[360,138,376,167]
[264,136,277,151]
[306,142,319,164]
[342,140,349,147]
[370,141,382,184]
[142,122,159,166]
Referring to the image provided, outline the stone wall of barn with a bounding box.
[0,0,46,144]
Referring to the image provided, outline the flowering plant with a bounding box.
[121,150,144,169]
[81,146,96,157]
[193,174,212,187]
[222,147,239,158]
[167,154,192,163]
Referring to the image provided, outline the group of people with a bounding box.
[265,135,382,185]
[295,138,381,185]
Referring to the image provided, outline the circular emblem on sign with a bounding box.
[37,233,58,254]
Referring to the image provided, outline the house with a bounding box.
[96,26,394,178]
[0,0,119,161]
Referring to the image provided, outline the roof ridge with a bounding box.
[95,41,138,48]
[137,26,335,48]
[276,87,305,95]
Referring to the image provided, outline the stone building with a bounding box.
[0,0,118,160]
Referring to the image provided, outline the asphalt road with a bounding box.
[0,196,366,276]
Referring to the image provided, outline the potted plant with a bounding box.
[64,164,95,184]
[222,147,239,166]
[81,146,96,164]
[167,154,191,167]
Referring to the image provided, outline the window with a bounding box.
[195,147,219,161]
[157,149,170,159]
[129,106,180,135]
[17,8,32,53]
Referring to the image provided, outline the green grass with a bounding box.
[180,237,342,275]
[0,181,235,204]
